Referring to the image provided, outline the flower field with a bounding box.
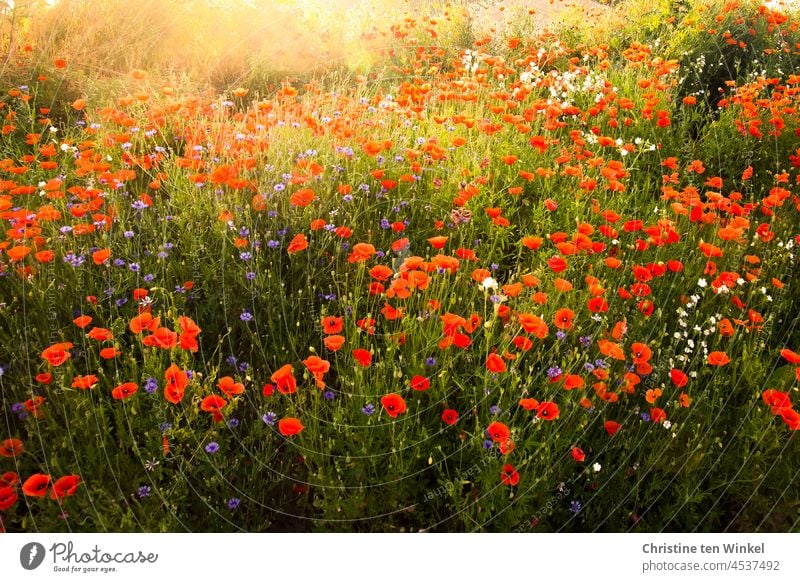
[1,0,799,532]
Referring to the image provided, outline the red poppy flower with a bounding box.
[352,349,372,367]
[271,364,297,394]
[599,340,625,360]
[323,335,345,352]
[143,327,178,349]
[290,188,316,207]
[129,312,159,334]
[441,409,459,425]
[35,372,52,384]
[518,313,549,339]
[519,398,539,411]
[369,265,393,281]
[0,471,18,487]
[537,401,560,421]
[321,316,343,334]
[111,382,138,400]
[571,447,585,462]
[178,316,201,352]
[500,464,520,486]
[24,396,45,417]
[410,375,430,391]
[604,420,621,436]
[71,375,99,390]
[670,368,689,388]
[99,347,120,359]
[780,349,800,364]
[164,364,189,404]
[547,256,568,273]
[41,342,73,367]
[278,418,304,436]
[218,376,245,397]
[22,473,50,497]
[707,351,730,366]
[50,475,80,500]
[513,336,534,351]
[650,408,667,423]
[587,297,608,313]
[86,327,113,341]
[487,421,510,442]
[201,394,227,414]
[0,486,18,510]
[486,353,507,373]
[0,438,23,458]
[779,408,800,430]
[631,342,651,363]
[381,393,407,418]
[347,242,376,263]
[762,389,791,413]
[427,236,448,249]
[563,375,584,390]
[553,308,574,330]
[287,233,309,254]
[303,356,330,389]
[72,315,92,328]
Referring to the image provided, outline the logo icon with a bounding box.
[20,542,46,570]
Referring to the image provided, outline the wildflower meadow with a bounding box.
[0,0,799,533]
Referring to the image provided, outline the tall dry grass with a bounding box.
[3,0,474,89]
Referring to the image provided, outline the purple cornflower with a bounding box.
[240,310,253,322]
[227,498,241,510]
[137,486,152,499]
[63,252,85,267]
[362,404,375,416]
[262,412,277,426]
[144,377,158,394]
[205,442,219,454]
[570,500,582,514]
